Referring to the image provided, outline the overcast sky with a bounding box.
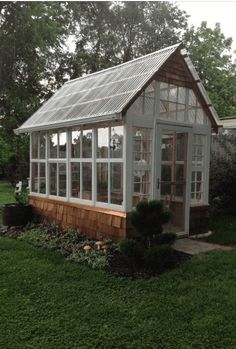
[177,1,236,56]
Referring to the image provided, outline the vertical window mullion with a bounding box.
[92,128,96,204]
[46,132,49,196]
[108,126,111,203]
[67,130,70,200]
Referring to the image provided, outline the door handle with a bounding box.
[157,178,160,189]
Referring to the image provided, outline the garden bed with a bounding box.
[0,222,191,280]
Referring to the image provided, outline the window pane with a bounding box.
[111,163,123,205]
[39,133,46,159]
[49,133,58,158]
[71,130,81,158]
[49,163,57,195]
[59,163,66,197]
[97,127,109,158]
[71,163,80,198]
[31,163,38,192]
[39,163,46,194]
[161,134,173,161]
[59,132,67,158]
[32,133,38,159]
[82,163,92,200]
[133,128,151,163]
[82,130,92,158]
[110,126,123,158]
[97,163,108,203]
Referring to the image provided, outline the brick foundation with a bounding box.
[29,195,128,241]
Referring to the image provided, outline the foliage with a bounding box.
[209,156,236,213]
[119,238,143,266]
[0,2,72,182]
[69,1,188,76]
[68,249,109,270]
[143,244,176,271]
[14,187,28,206]
[153,233,176,246]
[203,214,236,246]
[129,200,171,246]
[184,21,236,117]
[19,228,58,250]
[0,180,15,225]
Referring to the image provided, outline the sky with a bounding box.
[177,1,236,56]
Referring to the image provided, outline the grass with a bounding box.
[1,237,236,348]
[203,214,236,245]
[0,180,15,225]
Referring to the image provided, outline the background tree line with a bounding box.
[0,1,236,183]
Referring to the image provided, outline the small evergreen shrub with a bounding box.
[119,238,143,266]
[129,200,171,246]
[143,244,176,271]
[153,233,176,246]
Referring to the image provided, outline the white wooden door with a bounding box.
[155,123,192,234]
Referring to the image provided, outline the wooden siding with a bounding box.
[29,195,128,241]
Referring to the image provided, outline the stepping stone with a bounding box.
[173,238,232,255]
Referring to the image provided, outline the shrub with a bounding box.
[129,200,171,246]
[143,244,177,271]
[210,157,236,214]
[153,233,176,245]
[119,238,143,266]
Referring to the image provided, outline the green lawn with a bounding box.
[1,237,236,348]
[204,214,236,245]
[0,181,15,225]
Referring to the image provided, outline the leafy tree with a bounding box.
[184,22,236,117]
[0,1,72,182]
[69,1,188,76]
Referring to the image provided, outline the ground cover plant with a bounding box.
[202,214,236,246]
[1,237,236,348]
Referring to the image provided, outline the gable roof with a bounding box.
[15,43,219,134]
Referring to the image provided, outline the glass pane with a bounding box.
[196,109,204,124]
[161,183,171,196]
[110,126,123,158]
[111,163,123,205]
[176,164,184,182]
[39,133,46,159]
[49,163,57,195]
[31,163,38,192]
[161,165,171,182]
[169,86,178,102]
[39,163,46,194]
[71,163,80,198]
[71,130,81,158]
[161,134,173,161]
[32,133,38,159]
[176,133,186,161]
[49,133,58,158]
[133,128,151,163]
[178,87,186,104]
[189,90,197,106]
[82,130,92,158]
[82,163,92,200]
[97,127,108,158]
[59,132,67,158]
[59,163,66,197]
[97,163,108,203]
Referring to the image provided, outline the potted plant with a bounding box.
[2,187,33,227]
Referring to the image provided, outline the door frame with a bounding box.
[154,121,193,235]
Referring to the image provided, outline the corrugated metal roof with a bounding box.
[16,43,180,133]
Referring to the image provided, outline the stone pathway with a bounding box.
[173,238,233,256]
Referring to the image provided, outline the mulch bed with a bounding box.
[106,250,191,280]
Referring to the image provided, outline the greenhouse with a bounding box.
[16,43,219,239]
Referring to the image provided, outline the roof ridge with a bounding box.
[66,43,181,85]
